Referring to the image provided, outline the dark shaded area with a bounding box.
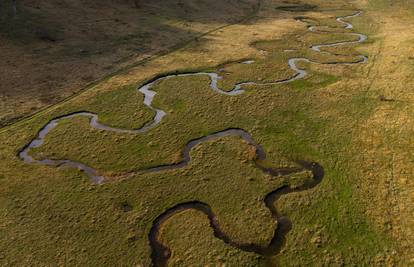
[120,201,133,212]
[378,95,395,102]
[275,4,317,12]
[0,0,260,127]
[0,0,259,42]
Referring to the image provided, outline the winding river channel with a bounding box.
[19,11,367,266]
[148,128,324,266]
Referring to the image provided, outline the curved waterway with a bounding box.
[19,11,367,183]
[19,12,367,183]
[148,128,324,267]
[147,11,361,266]
[142,128,303,175]
[18,10,366,266]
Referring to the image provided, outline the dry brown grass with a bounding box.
[349,1,414,263]
[0,0,259,127]
[160,209,262,266]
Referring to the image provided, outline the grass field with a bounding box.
[1,0,414,266]
[0,0,259,127]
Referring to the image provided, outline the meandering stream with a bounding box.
[19,11,367,184]
[18,11,366,266]
[147,11,364,266]
[148,128,324,267]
